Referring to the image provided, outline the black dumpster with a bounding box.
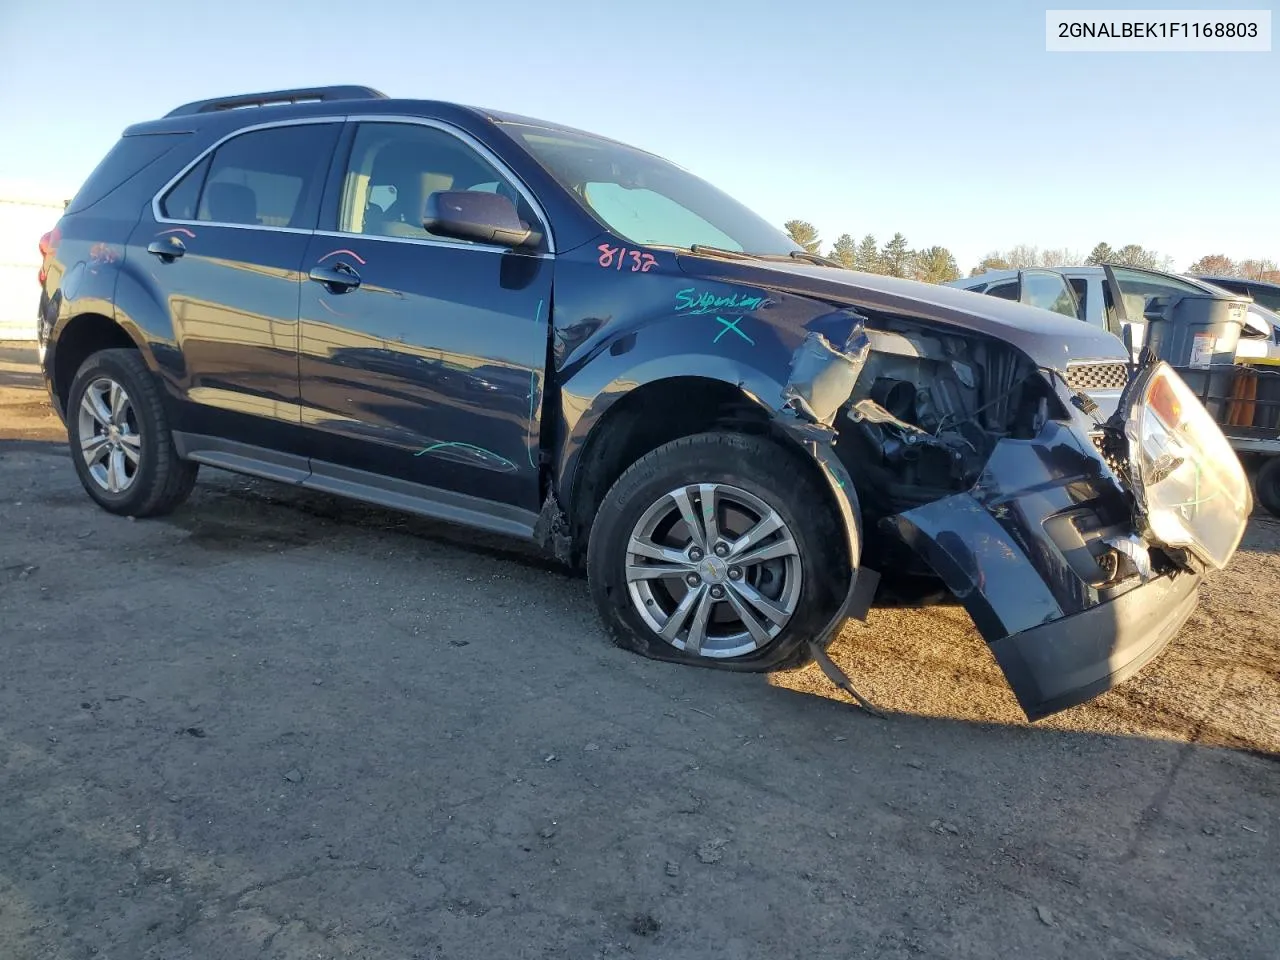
[1143,294,1248,421]
[1142,294,1247,368]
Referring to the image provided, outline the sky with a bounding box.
[0,0,1275,272]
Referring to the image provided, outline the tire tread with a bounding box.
[586,431,850,673]
[68,348,197,518]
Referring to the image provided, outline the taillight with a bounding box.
[38,225,61,286]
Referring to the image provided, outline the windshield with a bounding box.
[502,122,801,255]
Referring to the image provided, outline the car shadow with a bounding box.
[168,468,1280,755]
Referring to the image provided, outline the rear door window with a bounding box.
[160,123,340,229]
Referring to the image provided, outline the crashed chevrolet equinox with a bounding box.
[36,86,1252,719]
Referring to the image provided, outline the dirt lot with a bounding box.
[2,345,1277,959]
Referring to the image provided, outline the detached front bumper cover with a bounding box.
[988,566,1199,720]
[888,417,1205,720]
[889,359,1252,720]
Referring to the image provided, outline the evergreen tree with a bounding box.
[880,233,911,278]
[829,233,858,269]
[855,234,881,273]
[784,220,822,253]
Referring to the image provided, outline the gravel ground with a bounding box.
[1,346,1277,959]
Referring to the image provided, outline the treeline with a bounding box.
[1185,254,1280,282]
[784,221,1278,285]
[970,242,1172,275]
[784,220,961,284]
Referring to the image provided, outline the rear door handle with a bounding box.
[308,262,361,293]
[147,238,185,262]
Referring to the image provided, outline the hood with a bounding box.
[678,256,1129,370]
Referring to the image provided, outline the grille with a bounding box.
[1065,362,1128,392]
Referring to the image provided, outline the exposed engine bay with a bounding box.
[831,315,1064,519]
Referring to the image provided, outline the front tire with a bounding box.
[66,348,198,517]
[586,432,850,672]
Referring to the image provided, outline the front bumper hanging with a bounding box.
[887,419,1202,720]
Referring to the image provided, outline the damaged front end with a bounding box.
[799,311,1251,720]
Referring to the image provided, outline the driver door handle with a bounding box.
[147,238,185,262]
[308,262,362,293]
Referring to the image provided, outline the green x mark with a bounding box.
[713,315,754,345]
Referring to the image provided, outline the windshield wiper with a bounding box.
[688,243,755,261]
[687,244,841,268]
[788,249,842,268]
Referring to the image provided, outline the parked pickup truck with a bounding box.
[36,86,1253,720]
[952,265,1277,365]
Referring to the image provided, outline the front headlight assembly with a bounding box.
[1124,362,1252,570]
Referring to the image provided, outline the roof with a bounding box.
[126,86,645,155]
[1192,274,1280,293]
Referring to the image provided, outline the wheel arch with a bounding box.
[49,312,146,416]
[560,369,863,626]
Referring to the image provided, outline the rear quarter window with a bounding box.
[65,133,191,214]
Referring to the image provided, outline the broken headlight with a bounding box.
[1124,362,1251,570]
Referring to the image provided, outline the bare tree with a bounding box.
[1039,248,1086,268]
[1003,244,1042,268]
[1238,259,1280,280]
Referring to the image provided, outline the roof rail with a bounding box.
[163,85,388,118]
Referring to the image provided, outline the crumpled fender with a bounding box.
[555,300,877,639]
[774,415,877,643]
[772,319,879,641]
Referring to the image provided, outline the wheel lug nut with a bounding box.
[714,543,729,557]
[728,567,742,580]
[689,548,703,561]
[686,573,701,586]
[710,585,725,599]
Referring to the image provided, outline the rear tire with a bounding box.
[586,432,851,672]
[66,348,198,518]
[1255,456,1280,518]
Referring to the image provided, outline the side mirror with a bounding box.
[423,191,533,248]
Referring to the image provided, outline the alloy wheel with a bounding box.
[77,377,142,494]
[625,483,803,658]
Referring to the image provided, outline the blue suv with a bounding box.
[36,86,1251,719]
